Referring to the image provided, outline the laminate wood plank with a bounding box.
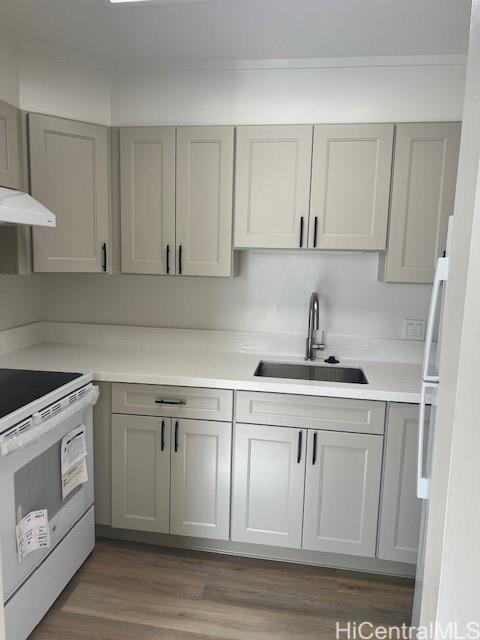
[62,582,334,640]
[30,610,220,640]
[29,539,413,640]
[203,573,413,625]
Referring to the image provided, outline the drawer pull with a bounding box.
[155,399,187,406]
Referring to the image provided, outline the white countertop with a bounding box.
[0,341,422,403]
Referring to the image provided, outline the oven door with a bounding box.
[0,393,95,602]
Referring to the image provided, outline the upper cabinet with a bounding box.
[176,126,234,277]
[0,99,20,190]
[0,101,31,275]
[30,114,110,273]
[120,127,175,275]
[310,124,394,250]
[234,125,313,249]
[19,115,459,275]
[120,125,234,277]
[233,123,394,251]
[380,122,461,283]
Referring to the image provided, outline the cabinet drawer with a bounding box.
[235,392,385,435]
[112,383,233,422]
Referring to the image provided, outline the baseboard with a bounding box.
[96,525,416,579]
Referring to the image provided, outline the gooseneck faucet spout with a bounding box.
[305,292,326,361]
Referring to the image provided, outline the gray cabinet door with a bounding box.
[302,430,383,557]
[170,419,231,540]
[176,126,234,277]
[309,124,394,250]
[234,125,313,248]
[0,99,20,189]
[30,114,110,272]
[111,414,171,533]
[93,382,112,526]
[231,423,306,548]
[378,403,425,564]
[120,127,175,274]
[381,122,461,283]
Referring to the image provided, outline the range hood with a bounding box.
[0,187,56,227]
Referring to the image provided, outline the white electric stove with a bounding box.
[0,368,98,640]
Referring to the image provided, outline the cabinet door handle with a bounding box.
[312,432,318,465]
[161,420,165,452]
[299,217,304,248]
[178,245,183,274]
[422,256,448,383]
[174,421,179,452]
[166,244,170,274]
[297,431,303,463]
[155,399,186,406]
[313,216,318,248]
[102,242,107,272]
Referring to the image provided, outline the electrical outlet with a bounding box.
[403,319,426,341]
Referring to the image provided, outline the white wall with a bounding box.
[0,275,42,331]
[0,29,19,106]
[13,53,466,128]
[18,53,111,125]
[40,252,431,339]
[111,58,466,125]
[4,52,467,339]
[0,34,43,332]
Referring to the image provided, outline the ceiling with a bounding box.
[0,0,472,71]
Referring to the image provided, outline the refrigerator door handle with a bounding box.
[417,383,435,500]
[422,256,449,383]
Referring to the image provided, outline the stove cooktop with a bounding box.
[0,369,84,419]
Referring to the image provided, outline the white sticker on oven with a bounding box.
[16,509,51,564]
[61,425,88,499]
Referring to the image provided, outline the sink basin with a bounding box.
[254,361,368,384]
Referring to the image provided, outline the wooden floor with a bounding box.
[29,538,414,640]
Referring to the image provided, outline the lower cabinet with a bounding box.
[378,403,424,563]
[231,424,306,548]
[231,424,383,555]
[108,386,420,567]
[170,419,231,540]
[302,430,383,557]
[111,414,170,533]
[111,415,231,540]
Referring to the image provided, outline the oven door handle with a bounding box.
[0,385,99,457]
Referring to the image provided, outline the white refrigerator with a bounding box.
[412,220,452,626]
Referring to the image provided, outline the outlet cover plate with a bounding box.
[403,319,426,341]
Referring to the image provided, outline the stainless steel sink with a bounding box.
[254,361,368,384]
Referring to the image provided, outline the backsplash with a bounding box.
[0,274,42,331]
[39,252,432,340]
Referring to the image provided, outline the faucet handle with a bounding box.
[312,329,326,353]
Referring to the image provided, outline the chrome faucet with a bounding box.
[305,292,326,361]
